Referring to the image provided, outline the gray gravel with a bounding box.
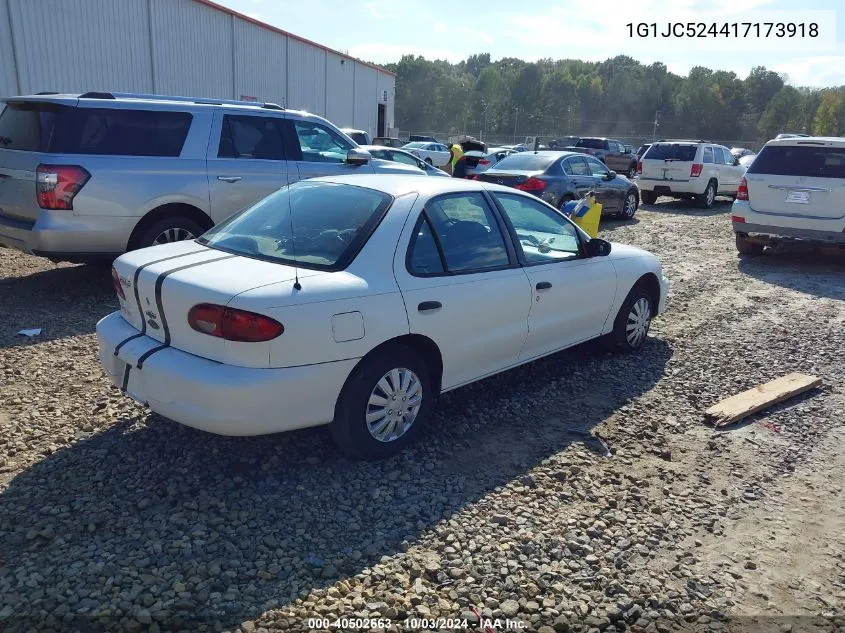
[1,197,844,633]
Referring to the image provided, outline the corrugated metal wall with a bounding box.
[233,16,286,107]
[150,0,233,99]
[5,0,153,94]
[0,0,395,137]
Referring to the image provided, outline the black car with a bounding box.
[409,134,439,143]
[476,151,640,219]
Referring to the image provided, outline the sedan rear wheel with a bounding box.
[425,157,433,165]
[331,345,432,459]
[621,191,638,219]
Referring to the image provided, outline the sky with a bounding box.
[215,0,845,87]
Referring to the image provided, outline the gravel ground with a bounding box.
[1,197,844,633]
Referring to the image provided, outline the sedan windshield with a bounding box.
[492,153,556,171]
[198,182,392,270]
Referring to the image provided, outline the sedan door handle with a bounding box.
[217,176,242,183]
[418,301,442,312]
[536,281,552,290]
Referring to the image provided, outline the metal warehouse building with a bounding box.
[0,0,395,138]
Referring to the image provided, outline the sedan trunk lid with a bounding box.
[111,241,323,367]
[477,169,541,188]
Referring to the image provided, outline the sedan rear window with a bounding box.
[748,145,845,179]
[198,181,393,270]
[492,153,556,171]
[644,143,697,161]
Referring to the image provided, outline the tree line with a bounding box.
[383,54,845,145]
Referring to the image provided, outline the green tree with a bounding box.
[813,91,844,136]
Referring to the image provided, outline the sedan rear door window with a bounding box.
[418,192,510,273]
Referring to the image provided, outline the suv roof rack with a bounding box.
[78,91,285,110]
[35,91,61,95]
[656,138,711,143]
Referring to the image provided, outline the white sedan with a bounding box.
[97,176,670,458]
[402,142,452,167]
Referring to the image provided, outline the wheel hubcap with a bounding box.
[152,227,196,245]
[624,194,636,216]
[625,297,651,347]
[706,186,715,205]
[366,367,422,442]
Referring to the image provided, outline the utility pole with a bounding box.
[652,110,660,142]
[513,107,519,143]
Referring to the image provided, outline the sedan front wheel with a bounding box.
[612,285,653,351]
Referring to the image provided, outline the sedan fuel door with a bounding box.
[490,192,618,361]
[393,191,533,390]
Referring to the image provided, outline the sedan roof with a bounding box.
[311,173,520,198]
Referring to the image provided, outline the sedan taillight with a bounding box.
[515,177,546,191]
[111,267,126,300]
[188,304,284,342]
[479,159,490,165]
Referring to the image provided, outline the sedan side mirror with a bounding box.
[603,170,616,181]
[586,238,612,257]
[346,148,371,166]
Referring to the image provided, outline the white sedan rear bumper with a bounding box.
[96,312,359,436]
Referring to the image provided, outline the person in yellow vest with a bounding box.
[449,143,465,178]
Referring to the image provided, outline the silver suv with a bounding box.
[0,92,420,263]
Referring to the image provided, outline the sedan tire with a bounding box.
[331,344,432,459]
[620,190,638,220]
[611,284,653,351]
[425,158,433,165]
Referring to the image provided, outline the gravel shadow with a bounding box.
[0,338,672,632]
[737,250,845,300]
[640,198,733,217]
[0,265,115,349]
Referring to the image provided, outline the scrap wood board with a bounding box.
[705,372,822,428]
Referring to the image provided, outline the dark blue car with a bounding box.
[476,151,640,219]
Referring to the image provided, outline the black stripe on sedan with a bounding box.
[120,362,131,392]
[114,248,206,356]
[136,254,236,369]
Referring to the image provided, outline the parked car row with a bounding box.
[0,92,438,263]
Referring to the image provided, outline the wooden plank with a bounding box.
[705,373,822,428]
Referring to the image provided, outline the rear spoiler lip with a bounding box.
[2,95,80,106]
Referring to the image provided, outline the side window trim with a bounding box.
[405,211,449,277]
[488,191,586,267]
[405,192,518,278]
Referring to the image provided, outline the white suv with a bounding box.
[637,140,747,207]
[731,137,845,255]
